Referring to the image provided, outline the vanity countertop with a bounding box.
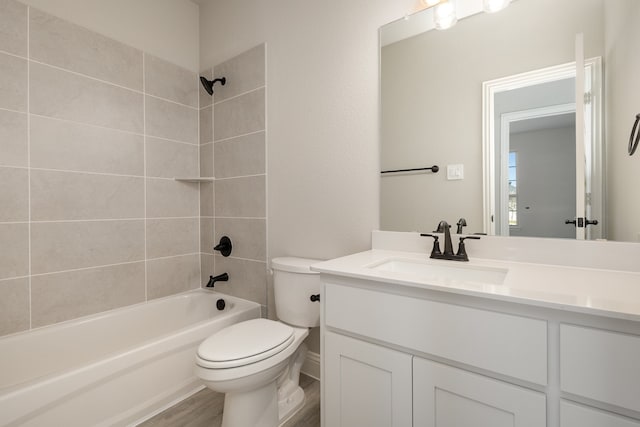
[312,249,640,322]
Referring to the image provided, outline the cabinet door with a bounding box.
[413,357,546,427]
[561,400,640,427]
[324,331,412,427]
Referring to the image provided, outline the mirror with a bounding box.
[380,0,640,242]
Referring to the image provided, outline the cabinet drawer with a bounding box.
[560,324,640,412]
[561,400,640,427]
[325,283,547,384]
[414,357,546,427]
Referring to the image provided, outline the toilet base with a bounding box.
[278,386,305,426]
[222,381,278,427]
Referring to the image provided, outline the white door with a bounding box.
[324,331,412,427]
[413,357,546,427]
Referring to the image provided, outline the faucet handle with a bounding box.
[420,233,442,256]
[456,236,481,261]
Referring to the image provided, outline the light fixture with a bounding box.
[433,0,457,30]
[483,0,511,13]
[423,0,441,6]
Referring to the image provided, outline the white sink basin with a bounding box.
[369,258,509,286]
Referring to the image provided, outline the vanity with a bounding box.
[314,231,640,427]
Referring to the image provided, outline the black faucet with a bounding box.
[206,273,229,287]
[456,218,467,234]
[421,220,481,262]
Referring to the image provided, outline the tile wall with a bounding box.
[199,45,268,315]
[0,0,200,336]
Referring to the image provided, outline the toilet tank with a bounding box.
[271,257,322,328]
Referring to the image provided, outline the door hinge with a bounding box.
[584,91,592,104]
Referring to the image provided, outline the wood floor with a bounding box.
[138,374,320,427]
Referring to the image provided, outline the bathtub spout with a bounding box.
[206,273,229,287]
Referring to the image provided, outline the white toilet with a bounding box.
[195,257,321,427]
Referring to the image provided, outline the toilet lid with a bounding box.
[197,319,295,369]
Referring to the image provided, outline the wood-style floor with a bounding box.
[138,374,320,427]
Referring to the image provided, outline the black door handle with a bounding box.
[310,294,320,302]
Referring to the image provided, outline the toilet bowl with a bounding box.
[195,257,321,427]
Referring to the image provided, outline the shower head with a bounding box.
[200,76,226,96]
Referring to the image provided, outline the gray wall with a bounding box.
[605,0,640,242]
[0,1,200,336]
[509,126,576,239]
[199,45,268,315]
[380,0,604,234]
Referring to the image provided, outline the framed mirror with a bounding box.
[380,0,640,242]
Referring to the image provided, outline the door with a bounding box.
[483,34,603,239]
[413,357,546,427]
[324,331,412,427]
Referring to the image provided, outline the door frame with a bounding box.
[482,58,602,237]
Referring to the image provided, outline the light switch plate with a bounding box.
[447,164,464,180]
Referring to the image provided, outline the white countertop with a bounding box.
[312,249,640,322]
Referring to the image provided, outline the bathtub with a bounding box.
[0,289,260,427]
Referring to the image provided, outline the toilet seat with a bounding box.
[197,319,295,369]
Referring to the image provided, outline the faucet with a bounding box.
[456,218,467,234]
[206,272,229,288]
[421,220,480,261]
[436,220,455,257]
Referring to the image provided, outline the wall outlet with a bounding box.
[447,164,464,180]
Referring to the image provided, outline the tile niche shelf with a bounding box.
[173,177,215,182]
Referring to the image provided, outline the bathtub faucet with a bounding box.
[206,273,229,288]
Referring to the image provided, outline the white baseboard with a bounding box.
[301,351,320,381]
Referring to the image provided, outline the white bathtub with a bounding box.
[0,289,260,427]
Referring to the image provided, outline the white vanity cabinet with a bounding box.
[322,282,548,427]
[321,278,640,427]
[324,331,412,427]
[414,357,546,427]
[560,400,640,427]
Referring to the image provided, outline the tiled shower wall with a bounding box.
[0,0,201,337]
[199,45,268,314]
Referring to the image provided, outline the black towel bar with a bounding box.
[381,165,439,174]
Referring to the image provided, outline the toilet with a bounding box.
[195,257,321,427]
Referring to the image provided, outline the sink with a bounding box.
[369,258,508,286]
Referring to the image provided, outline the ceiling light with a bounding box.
[483,0,511,13]
[433,0,457,30]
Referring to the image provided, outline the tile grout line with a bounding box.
[30,111,200,147]
[214,66,218,285]
[27,254,203,279]
[214,173,266,181]
[213,85,266,106]
[264,46,269,316]
[28,56,199,110]
[29,216,200,223]
[197,69,202,289]
[143,53,148,302]
[27,6,32,330]
[213,129,265,144]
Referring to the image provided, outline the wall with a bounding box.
[198,0,417,353]
[510,126,576,239]
[605,0,640,242]
[380,0,604,234]
[17,0,199,71]
[0,1,200,337]
[199,45,268,314]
